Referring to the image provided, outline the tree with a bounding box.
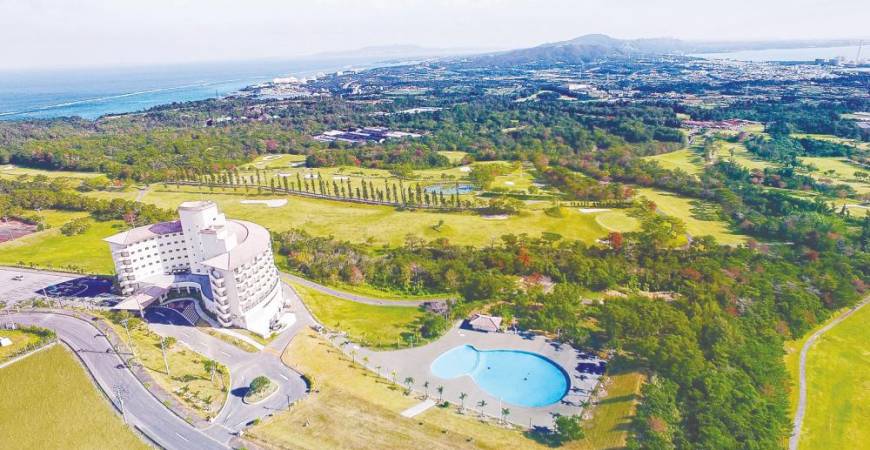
[477,400,488,418]
[249,376,271,395]
[501,408,511,424]
[404,376,414,394]
[554,415,585,443]
[423,381,430,399]
[459,392,468,412]
[437,385,444,403]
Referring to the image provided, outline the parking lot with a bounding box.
[0,267,112,307]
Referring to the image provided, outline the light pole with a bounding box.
[113,384,129,424]
[120,318,136,359]
[159,337,170,376]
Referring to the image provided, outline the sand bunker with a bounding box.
[240,199,288,208]
[578,208,610,213]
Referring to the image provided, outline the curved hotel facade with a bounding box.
[104,201,285,336]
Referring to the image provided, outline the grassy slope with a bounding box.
[785,305,870,450]
[292,283,424,348]
[0,217,121,274]
[635,188,746,245]
[251,330,643,450]
[0,329,42,363]
[0,345,148,450]
[644,148,704,175]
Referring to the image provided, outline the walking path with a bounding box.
[281,272,449,307]
[789,298,870,450]
[400,399,436,418]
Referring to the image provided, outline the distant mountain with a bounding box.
[460,34,863,66]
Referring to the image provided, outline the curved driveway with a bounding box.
[8,312,228,450]
[789,298,869,450]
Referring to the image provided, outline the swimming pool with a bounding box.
[430,344,569,407]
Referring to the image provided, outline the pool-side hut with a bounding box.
[467,314,502,333]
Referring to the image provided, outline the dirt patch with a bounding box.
[0,219,37,243]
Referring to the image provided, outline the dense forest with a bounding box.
[2,72,869,449]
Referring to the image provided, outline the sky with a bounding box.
[1,0,868,70]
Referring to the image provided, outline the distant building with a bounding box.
[104,201,287,337]
[467,314,503,333]
[313,127,422,145]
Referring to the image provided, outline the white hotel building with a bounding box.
[104,201,286,336]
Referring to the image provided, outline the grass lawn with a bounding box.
[593,209,641,233]
[644,148,704,175]
[292,283,425,348]
[0,345,148,449]
[438,151,469,164]
[0,217,121,274]
[785,304,870,450]
[0,329,44,363]
[792,133,870,151]
[723,142,776,171]
[250,330,643,450]
[134,186,618,247]
[102,316,229,418]
[0,165,103,180]
[636,188,746,245]
[242,153,307,169]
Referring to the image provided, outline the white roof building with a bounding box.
[104,201,287,337]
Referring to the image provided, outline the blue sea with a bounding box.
[0,58,369,121]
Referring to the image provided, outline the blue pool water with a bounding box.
[430,345,569,407]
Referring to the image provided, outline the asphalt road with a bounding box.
[146,307,309,437]
[789,298,869,450]
[7,312,229,450]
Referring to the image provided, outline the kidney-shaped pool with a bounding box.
[430,344,569,407]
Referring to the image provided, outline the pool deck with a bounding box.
[329,322,604,428]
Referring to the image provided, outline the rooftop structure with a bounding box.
[104,201,287,337]
[313,126,422,145]
[467,314,503,333]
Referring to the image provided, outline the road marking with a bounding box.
[175,432,189,442]
[279,374,289,381]
[220,351,231,357]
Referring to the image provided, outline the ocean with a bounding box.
[692,45,864,62]
[0,58,368,121]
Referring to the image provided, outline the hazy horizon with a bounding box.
[1,0,868,71]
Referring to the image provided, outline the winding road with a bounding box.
[789,298,869,450]
[281,272,449,307]
[7,312,229,450]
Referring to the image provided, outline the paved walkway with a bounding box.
[281,272,447,307]
[790,298,869,450]
[330,322,603,428]
[401,399,436,418]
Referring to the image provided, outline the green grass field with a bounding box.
[242,153,307,169]
[0,329,44,363]
[792,133,870,151]
[0,217,121,274]
[0,165,103,180]
[0,345,148,449]
[644,148,704,175]
[787,304,870,450]
[636,188,746,245]
[799,156,870,194]
[292,283,425,348]
[134,186,622,246]
[437,151,469,164]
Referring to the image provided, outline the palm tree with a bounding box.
[404,376,414,394]
[375,365,382,377]
[477,400,488,418]
[501,408,511,425]
[459,392,468,412]
[423,381,430,399]
[362,356,369,369]
[203,359,217,382]
[437,385,444,403]
[390,370,398,385]
[350,349,357,365]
